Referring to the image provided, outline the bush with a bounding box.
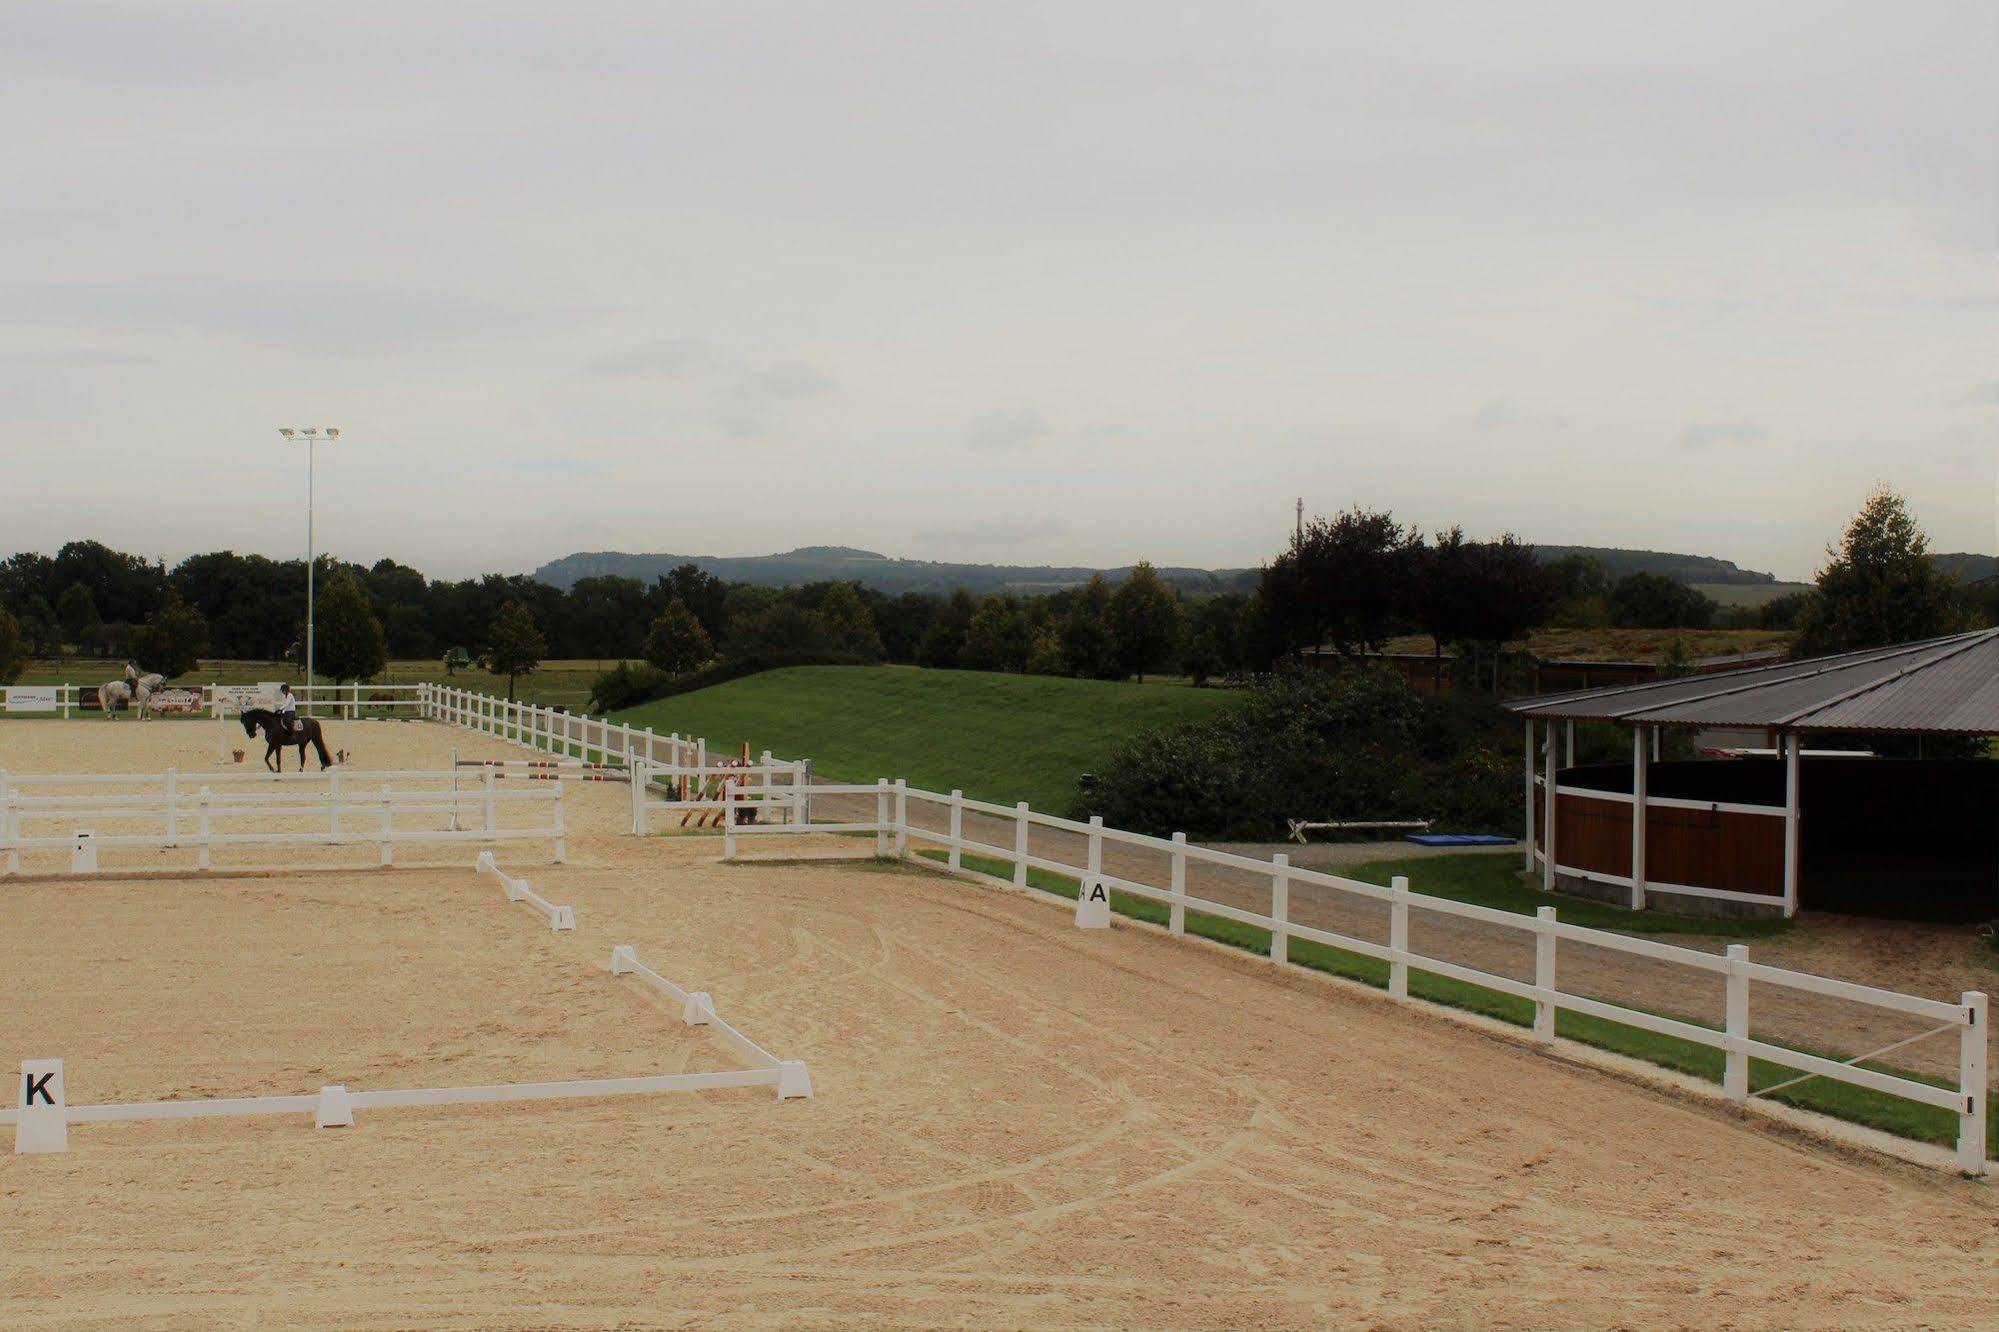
[1081,667,1519,839]
[588,661,674,712]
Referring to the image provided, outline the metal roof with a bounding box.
[1503,628,1999,735]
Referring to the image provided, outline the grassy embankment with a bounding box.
[613,664,1239,814]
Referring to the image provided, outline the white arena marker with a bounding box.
[70,829,97,874]
[315,1084,355,1129]
[683,991,715,1027]
[777,1060,813,1100]
[1075,877,1111,929]
[550,904,576,932]
[16,1059,68,1154]
[609,944,637,975]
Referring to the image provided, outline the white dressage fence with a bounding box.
[0,765,566,872]
[423,682,1988,1175]
[7,681,427,720]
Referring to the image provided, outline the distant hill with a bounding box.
[532,548,1259,597]
[1934,552,1997,582]
[536,542,1994,598]
[1533,546,1778,585]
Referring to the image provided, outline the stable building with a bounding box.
[1503,629,1999,921]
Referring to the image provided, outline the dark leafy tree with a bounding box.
[313,569,388,683]
[1258,507,1421,657]
[726,603,834,656]
[0,605,23,684]
[962,594,1034,672]
[917,589,977,668]
[651,564,729,641]
[816,582,885,660]
[486,600,549,700]
[1793,489,1969,656]
[143,593,209,678]
[644,598,714,675]
[1608,572,1715,629]
[1109,561,1185,683]
[56,583,100,644]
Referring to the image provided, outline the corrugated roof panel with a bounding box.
[1502,629,1999,735]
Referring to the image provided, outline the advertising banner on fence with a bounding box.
[4,686,58,712]
[214,683,276,713]
[147,687,205,715]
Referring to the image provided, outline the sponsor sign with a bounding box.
[3,686,58,713]
[215,684,275,712]
[148,687,205,715]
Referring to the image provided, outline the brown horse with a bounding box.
[240,708,335,771]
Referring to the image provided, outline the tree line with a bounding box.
[1,489,1987,695]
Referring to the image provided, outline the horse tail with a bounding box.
[311,727,333,769]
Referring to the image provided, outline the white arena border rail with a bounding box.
[8,951,810,1154]
[420,683,1988,1175]
[0,766,566,872]
[476,851,574,930]
[726,777,1992,1177]
[1,682,429,722]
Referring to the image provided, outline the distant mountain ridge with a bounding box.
[532,549,1260,596]
[533,545,1995,597]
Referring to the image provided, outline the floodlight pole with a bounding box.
[280,426,339,703]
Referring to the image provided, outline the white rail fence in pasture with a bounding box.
[0,766,566,873]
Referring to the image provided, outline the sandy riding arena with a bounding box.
[3,720,1996,1327]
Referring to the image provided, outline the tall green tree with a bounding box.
[1060,575,1119,679]
[56,583,99,645]
[0,605,24,685]
[816,582,886,660]
[314,569,388,683]
[1794,489,1969,656]
[962,594,1035,672]
[1108,561,1185,683]
[486,600,549,700]
[143,593,209,678]
[1258,507,1421,657]
[644,598,714,675]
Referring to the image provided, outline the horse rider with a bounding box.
[277,682,301,734]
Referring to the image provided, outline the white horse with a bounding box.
[99,674,165,719]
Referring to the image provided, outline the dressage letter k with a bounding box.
[24,1072,54,1105]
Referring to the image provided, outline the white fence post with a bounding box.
[164,766,178,847]
[1013,803,1030,886]
[1959,991,1988,1175]
[1389,875,1410,1000]
[0,771,15,876]
[630,756,648,836]
[797,759,812,825]
[723,790,737,860]
[1169,832,1186,935]
[1533,906,1557,1045]
[197,786,212,871]
[1086,816,1103,900]
[1270,853,1290,963]
[947,790,963,870]
[328,766,342,839]
[553,781,567,864]
[483,766,496,834]
[893,780,909,857]
[874,780,889,857]
[379,784,393,867]
[1724,944,1750,1100]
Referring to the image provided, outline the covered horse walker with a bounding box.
[1507,629,1999,921]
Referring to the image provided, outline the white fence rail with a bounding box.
[4,682,427,720]
[0,766,566,871]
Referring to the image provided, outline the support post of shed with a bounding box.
[1630,726,1648,911]
[1563,719,1576,767]
[1782,732,1800,918]
[1542,721,1557,893]
[1522,718,1536,873]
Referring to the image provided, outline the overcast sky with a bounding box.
[4,2,1994,581]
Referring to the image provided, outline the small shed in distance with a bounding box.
[1503,629,1999,921]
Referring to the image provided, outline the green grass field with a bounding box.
[613,665,1239,812]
